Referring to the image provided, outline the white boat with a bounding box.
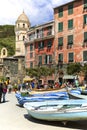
[68,89,87,99]
[24,99,87,123]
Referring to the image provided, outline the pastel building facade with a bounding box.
[54,0,87,69]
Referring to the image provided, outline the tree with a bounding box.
[26,66,55,81]
[67,63,81,75]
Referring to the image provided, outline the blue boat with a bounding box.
[24,99,87,124]
[68,89,87,99]
[15,91,69,106]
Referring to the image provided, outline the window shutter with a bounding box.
[58,37,63,46]
[84,32,87,42]
[59,7,63,17]
[68,19,73,29]
[58,22,63,32]
[69,53,73,62]
[68,35,73,45]
[83,51,87,61]
[68,4,73,15]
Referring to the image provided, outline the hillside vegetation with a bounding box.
[0,25,15,56]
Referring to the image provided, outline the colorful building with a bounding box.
[54,0,87,81]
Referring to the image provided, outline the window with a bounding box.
[83,51,87,61]
[45,55,52,64]
[38,56,42,65]
[3,49,6,55]
[58,53,63,62]
[30,52,33,58]
[59,7,63,17]
[38,41,44,50]
[23,36,25,41]
[84,0,87,9]
[68,19,73,29]
[23,23,25,28]
[84,14,87,25]
[47,40,52,48]
[84,32,87,42]
[68,4,73,15]
[68,52,74,62]
[30,44,33,51]
[30,62,33,68]
[58,22,63,32]
[68,35,73,45]
[58,37,63,46]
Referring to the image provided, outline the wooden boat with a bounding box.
[24,99,87,123]
[15,91,69,106]
[28,86,66,95]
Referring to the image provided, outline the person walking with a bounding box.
[0,83,3,103]
[2,82,7,102]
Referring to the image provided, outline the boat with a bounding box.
[15,91,69,106]
[68,89,87,99]
[24,99,87,123]
[27,86,66,95]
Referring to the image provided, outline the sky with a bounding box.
[0,0,73,26]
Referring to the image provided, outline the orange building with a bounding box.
[54,0,87,81]
[25,21,55,84]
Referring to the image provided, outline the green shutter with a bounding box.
[59,54,63,62]
[68,35,73,45]
[59,7,63,17]
[49,55,52,63]
[84,15,87,24]
[39,56,42,65]
[58,22,63,32]
[84,0,87,9]
[68,19,73,29]
[84,32,87,42]
[83,51,87,61]
[58,37,63,46]
[69,53,73,62]
[45,55,47,64]
[68,4,73,15]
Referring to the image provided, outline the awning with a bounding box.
[63,75,75,79]
[23,76,34,82]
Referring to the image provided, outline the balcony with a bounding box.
[67,44,73,49]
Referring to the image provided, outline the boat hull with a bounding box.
[15,91,68,106]
[24,99,87,121]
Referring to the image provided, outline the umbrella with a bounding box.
[23,76,34,82]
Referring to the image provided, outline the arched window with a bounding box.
[23,23,25,28]
[3,49,6,55]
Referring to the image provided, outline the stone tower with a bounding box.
[15,11,30,56]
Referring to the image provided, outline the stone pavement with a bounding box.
[0,92,87,130]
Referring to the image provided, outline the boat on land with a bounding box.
[68,89,87,99]
[28,86,66,94]
[24,99,87,124]
[15,91,68,106]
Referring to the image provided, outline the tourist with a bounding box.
[2,82,7,102]
[0,83,3,103]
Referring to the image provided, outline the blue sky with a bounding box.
[0,0,72,26]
